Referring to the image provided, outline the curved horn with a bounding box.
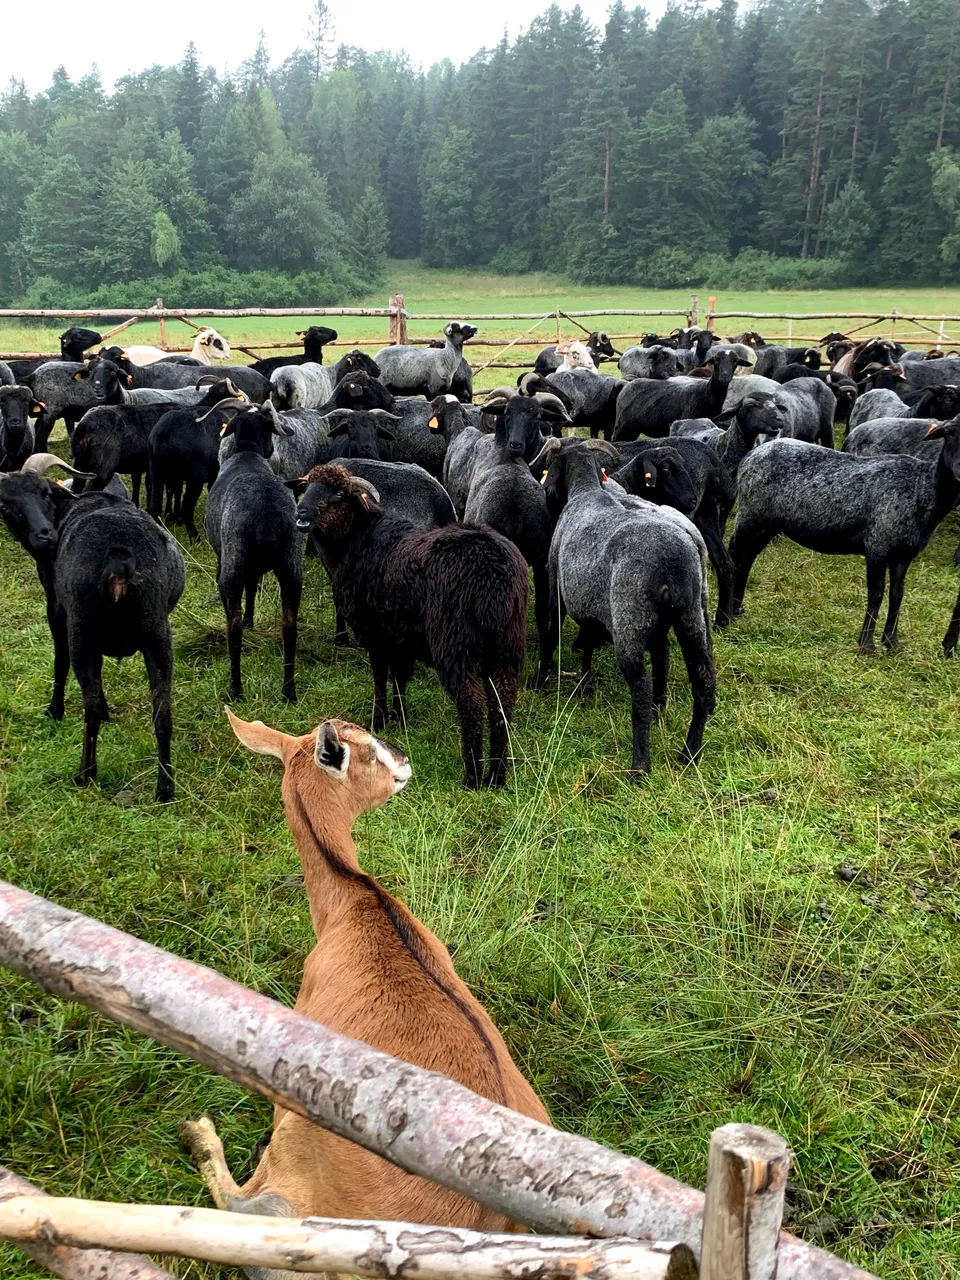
[532,392,573,420]
[582,439,622,465]
[346,474,381,503]
[196,395,248,423]
[18,453,97,478]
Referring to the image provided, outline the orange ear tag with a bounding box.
[601,468,608,483]
[359,492,370,508]
[428,416,439,429]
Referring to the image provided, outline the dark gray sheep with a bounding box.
[374,322,478,398]
[205,404,304,703]
[316,370,394,414]
[378,394,469,478]
[544,367,623,437]
[613,346,751,442]
[848,388,913,430]
[71,402,183,507]
[8,327,102,382]
[530,439,715,775]
[900,355,960,391]
[611,436,736,625]
[219,407,330,480]
[729,423,960,652]
[669,417,727,448]
[712,395,783,482]
[131,359,268,403]
[842,417,940,461]
[28,359,129,449]
[323,409,402,461]
[0,452,184,800]
[334,460,455,530]
[715,381,835,449]
[618,344,680,381]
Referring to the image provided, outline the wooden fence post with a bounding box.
[706,295,717,332]
[700,1124,790,1280]
[689,294,699,327]
[156,297,166,351]
[389,293,407,345]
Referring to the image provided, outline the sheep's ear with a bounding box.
[925,422,946,439]
[315,720,349,775]
[643,459,659,487]
[735,357,753,368]
[284,476,309,493]
[31,401,45,415]
[713,406,737,424]
[376,425,396,440]
[73,370,85,381]
[126,374,133,384]
[343,356,354,368]
[328,421,349,436]
[226,707,287,760]
[481,402,507,417]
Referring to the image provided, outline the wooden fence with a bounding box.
[0,879,877,1280]
[2,290,960,372]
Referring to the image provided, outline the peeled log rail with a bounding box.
[0,882,876,1280]
[0,1169,175,1280]
[0,1198,697,1280]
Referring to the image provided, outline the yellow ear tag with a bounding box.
[220,423,230,437]
[73,371,83,380]
[601,468,608,483]
[359,491,370,508]
[540,469,549,485]
[428,416,439,429]
[645,471,653,484]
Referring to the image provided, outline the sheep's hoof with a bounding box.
[333,632,354,648]
[714,613,731,630]
[527,671,549,692]
[882,636,901,653]
[227,686,244,702]
[677,746,701,767]
[156,775,175,803]
[944,641,958,658]
[626,765,650,783]
[44,704,64,721]
[74,770,96,788]
[857,642,877,656]
[463,773,483,791]
[282,686,298,705]
[484,769,506,789]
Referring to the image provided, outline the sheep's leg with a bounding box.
[172,482,184,523]
[277,569,301,705]
[944,580,960,656]
[818,417,835,450]
[454,674,486,790]
[370,651,391,731]
[181,481,204,542]
[147,465,162,522]
[34,410,54,452]
[45,603,70,720]
[697,513,735,628]
[728,526,773,616]
[73,647,104,788]
[650,630,670,713]
[485,667,519,789]
[675,622,717,766]
[221,580,246,701]
[390,656,414,724]
[243,575,260,630]
[858,557,887,654]
[143,629,175,803]
[532,562,553,682]
[617,643,653,779]
[881,558,910,651]
[528,578,564,691]
[131,469,142,508]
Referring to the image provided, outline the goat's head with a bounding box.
[59,327,102,359]
[443,321,479,345]
[290,463,380,539]
[622,446,698,514]
[325,409,400,460]
[226,707,411,817]
[197,327,231,361]
[481,394,571,456]
[0,453,95,555]
[337,349,382,379]
[715,391,785,442]
[0,386,45,452]
[221,401,295,456]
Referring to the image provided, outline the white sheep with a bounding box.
[120,327,231,367]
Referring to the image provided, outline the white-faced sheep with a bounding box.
[120,327,231,366]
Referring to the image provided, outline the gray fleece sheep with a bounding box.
[842,417,940,461]
[336,460,455,529]
[669,417,727,448]
[729,423,960,651]
[374,322,478,398]
[270,351,381,410]
[531,439,715,775]
[618,345,680,381]
[219,408,330,480]
[901,356,960,390]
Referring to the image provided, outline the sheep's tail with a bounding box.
[100,548,137,603]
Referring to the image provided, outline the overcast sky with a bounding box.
[6,0,629,95]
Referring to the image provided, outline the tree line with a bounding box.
[4,0,960,307]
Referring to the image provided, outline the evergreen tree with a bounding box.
[226,150,347,273]
[351,185,389,281]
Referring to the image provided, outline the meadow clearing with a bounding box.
[2,269,960,1278]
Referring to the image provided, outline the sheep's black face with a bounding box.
[933,387,960,419]
[504,400,543,459]
[60,327,101,357]
[89,360,124,402]
[0,391,35,450]
[0,476,63,556]
[296,481,348,536]
[930,418,960,479]
[635,449,698,514]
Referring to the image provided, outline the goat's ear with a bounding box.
[315,720,349,775]
[226,707,287,760]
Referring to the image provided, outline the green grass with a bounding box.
[7,262,960,367]
[3,272,960,1278]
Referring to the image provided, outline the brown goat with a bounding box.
[182,710,549,1261]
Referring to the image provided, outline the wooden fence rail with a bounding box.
[0,880,876,1280]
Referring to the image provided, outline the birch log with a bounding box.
[0,1171,174,1280]
[0,1198,698,1280]
[0,881,876,1280]
[700,1127,790,1280]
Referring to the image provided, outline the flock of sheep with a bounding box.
[1,317,958,801]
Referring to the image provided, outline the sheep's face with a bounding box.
[300,326,338,347]
[60,327,102,357]
[444,322,478,345]
[0,388,42,451]
[738,394,785,441]
[86,359,127,402]
[0,474,68,556]
[294,463,374,539]
[226,709,411,818]
[339,350,381,380]
[199,329,231,361]
[589,331,616,362]
[632,447,698,515]
[932,386,960,419]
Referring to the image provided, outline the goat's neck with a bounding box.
[282,775,364,937]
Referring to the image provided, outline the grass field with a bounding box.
[7,262,960,379]
[3,269,960,1278]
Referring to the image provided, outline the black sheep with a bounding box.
[71,401,181,507]
[205,403,303,703]
[295,463,529,788]
[316,370,395,414]
[0,386,45,470]
[249,326,340,378]
[613,346,751,441]
[0,453,185,800]
[8,327,102,383]
[323,409,401,461]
